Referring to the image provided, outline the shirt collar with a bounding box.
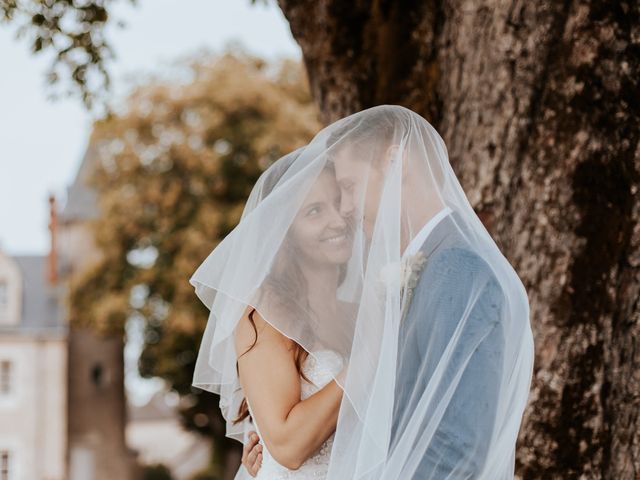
[402,206,453,260]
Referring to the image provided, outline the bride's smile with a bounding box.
[320,232,348,244]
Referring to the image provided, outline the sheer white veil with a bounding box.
[190,105,534,479]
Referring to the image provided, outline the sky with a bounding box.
[0,0,301,256]
[0,0,301,405]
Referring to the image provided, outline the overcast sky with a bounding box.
[0,0,301,256]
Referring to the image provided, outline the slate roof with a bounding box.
[0,255,67,336]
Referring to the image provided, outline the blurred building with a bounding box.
[0,252,68,480]
[0,147,211,480]
[59,148,142,480]
[0,148,140,480]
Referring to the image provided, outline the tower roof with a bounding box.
[60,146,99,223]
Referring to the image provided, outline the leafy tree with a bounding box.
[66,50,320,477]
[0,0,126,107]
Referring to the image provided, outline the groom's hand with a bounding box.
[242,431,263,477]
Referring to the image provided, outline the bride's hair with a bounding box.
[233,156,347,425]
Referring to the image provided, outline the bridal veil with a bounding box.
[190,105,534,479]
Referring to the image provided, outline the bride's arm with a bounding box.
[234,307,343,471]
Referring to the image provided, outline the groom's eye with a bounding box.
[340,181,354,192]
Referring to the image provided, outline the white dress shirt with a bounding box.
[401,206,453,260]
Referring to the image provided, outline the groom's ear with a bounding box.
[383,144,400,168]
[384,144,409,180]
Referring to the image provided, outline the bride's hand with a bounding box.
[241,431,263,477]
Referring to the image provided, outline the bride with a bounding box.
[191,147,357,479]
[232,153,354,478]
[190,105,534,480]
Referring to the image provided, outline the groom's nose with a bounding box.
[328,207,348,229]
[339,192,356,219]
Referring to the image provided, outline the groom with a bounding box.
[242,110,506,478]
[327,123,506,479]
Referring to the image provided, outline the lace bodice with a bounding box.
[239,349,344,480]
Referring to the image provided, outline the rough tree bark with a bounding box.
[278,1,640,478]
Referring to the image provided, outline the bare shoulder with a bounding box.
[234,304,295,359]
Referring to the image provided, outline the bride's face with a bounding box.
[288,169,353,266]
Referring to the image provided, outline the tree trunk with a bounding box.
[278,1,640,478]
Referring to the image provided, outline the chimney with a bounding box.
[48,193,58,285]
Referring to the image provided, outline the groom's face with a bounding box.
[332,144,386,241]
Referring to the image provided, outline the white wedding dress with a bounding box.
[236,349,344,480]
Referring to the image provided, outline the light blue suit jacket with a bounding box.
[390,212,506,479]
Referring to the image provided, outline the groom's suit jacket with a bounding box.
[390,211,506,479]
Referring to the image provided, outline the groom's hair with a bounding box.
[325,106,398,164]
[325,106,446,188]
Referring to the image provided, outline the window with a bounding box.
[0,281,6,306]
[0,450,10,480]
[0,281,7,320]
[0,361,11,396]
[90,363,104,388]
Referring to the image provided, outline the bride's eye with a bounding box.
[306,206,321,216]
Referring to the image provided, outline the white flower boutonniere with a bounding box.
[378,251,428,321]
[400,251,427,321]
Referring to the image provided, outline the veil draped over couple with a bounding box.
[189,105,535,480]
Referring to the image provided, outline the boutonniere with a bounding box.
[378,251,428,320]
[400,251,427,320]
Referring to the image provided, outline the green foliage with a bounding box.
[143,463,174,480]
[66,49,320,470]
[0,0,130,108]
[0,1,281,110]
